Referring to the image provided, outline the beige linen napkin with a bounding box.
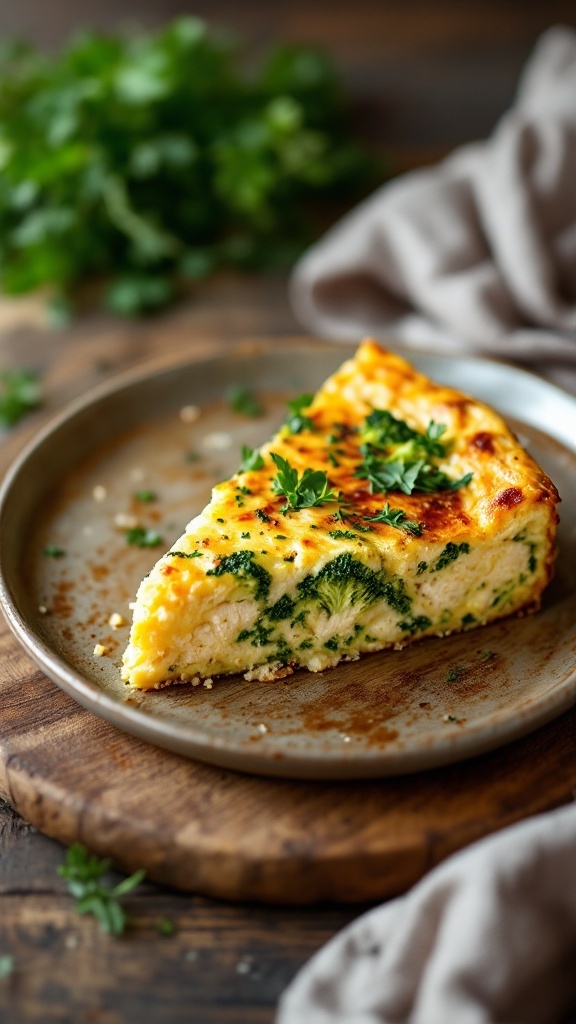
[277,803,576,1024]
[291,25,576,379]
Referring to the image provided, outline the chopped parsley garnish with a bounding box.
[284,394,315,435]
[363,503,423,535]
[125,527,163,548]
[241,531,250,539]
[0,369,41,428]
[169,550,203,559]
[157,917,176,937]
[446,666,467,682]
[432,542,470,571]
[328,451,339,467]
[267,594,296,620]
[255,509,271,523]
[239,445,264,473]
[228,385,263,418]
[324,636,339,651]
[360,410,447,458]
[206,550,271,601]
[355,409,472,497]
[397,615,431,635]
[134,490,157,503]
[271,452,337,513]
[58,842,145,935]
[416,561,428,575]
[43,545,65,558]
[329,529,358,540]
[357,451,472,497]
[275,534,287,540]
[216,517,225,523]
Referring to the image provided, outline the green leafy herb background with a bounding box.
[0,17,377,317]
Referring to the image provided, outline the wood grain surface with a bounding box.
[1,3,576,1018]
[1,277,576,909]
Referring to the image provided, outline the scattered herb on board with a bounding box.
[125,527,163,548]
[0,956,14,980]
[0,20,377,318]
[134,489,157,503]
[0,369,41,427]
[228,386,263,418]
[446,665,467,682]
[58,843,145,935]
[43,545,65,558]
[270,452,337,512]
[156,917,176,937]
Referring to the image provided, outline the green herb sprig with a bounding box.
[0,370,41,427]
[364,503,423,535]
[0,20,376,316]
[283,394,315,435]
[125,527,163,548]
[270,452,337,512]
[58,843,145,935]
[228,386,263,418]
[239,445,264,472]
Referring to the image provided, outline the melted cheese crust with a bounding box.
[122,341,559,689]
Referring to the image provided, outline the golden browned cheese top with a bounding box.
[198,340,558,552]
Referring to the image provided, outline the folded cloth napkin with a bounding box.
[290,25,576,385]
[277,802,576,1024]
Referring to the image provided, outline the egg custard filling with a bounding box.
[122,340,559,690]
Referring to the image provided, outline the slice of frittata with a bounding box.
[122,340,559,690]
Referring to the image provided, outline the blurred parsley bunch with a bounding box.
[0,17,376,318]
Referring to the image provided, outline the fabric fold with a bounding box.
[290,26,576,365]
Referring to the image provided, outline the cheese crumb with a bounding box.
[92,485,107,502]
[114,512,139,530]
[257,723,268,734]
[202,431,232,450]
[93,644,108,657]
[108,612,126,629]
[203,678,213,689]
[180,404,200,423]
[38,605,48,615]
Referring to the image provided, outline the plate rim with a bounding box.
[1,340,576,780]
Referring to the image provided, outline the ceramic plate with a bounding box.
[1,341,575,779]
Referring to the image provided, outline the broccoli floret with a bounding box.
[206,550,271,600]
[297,553,411,617]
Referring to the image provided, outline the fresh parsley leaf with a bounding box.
[0,956,14,980]
[125,527,163,548]
[157,917,176,936]
[364,503,423,535]
[357,453,424,496]
[356,451,473,497]
[228,385,263,418]
[284,394,315,435]
[58,842,145,935]
[134,490,157,503]
[43,545,65,558]
[0,369,41,428]
[0,21,376,317]
[239,445,264,472]
[270,452,337,512]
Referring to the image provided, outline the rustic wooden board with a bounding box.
[1,296,576,904]
[2,585,576,904]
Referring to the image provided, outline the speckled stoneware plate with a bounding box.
[1,341,576,780]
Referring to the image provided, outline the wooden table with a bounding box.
[2,3,576,1021]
